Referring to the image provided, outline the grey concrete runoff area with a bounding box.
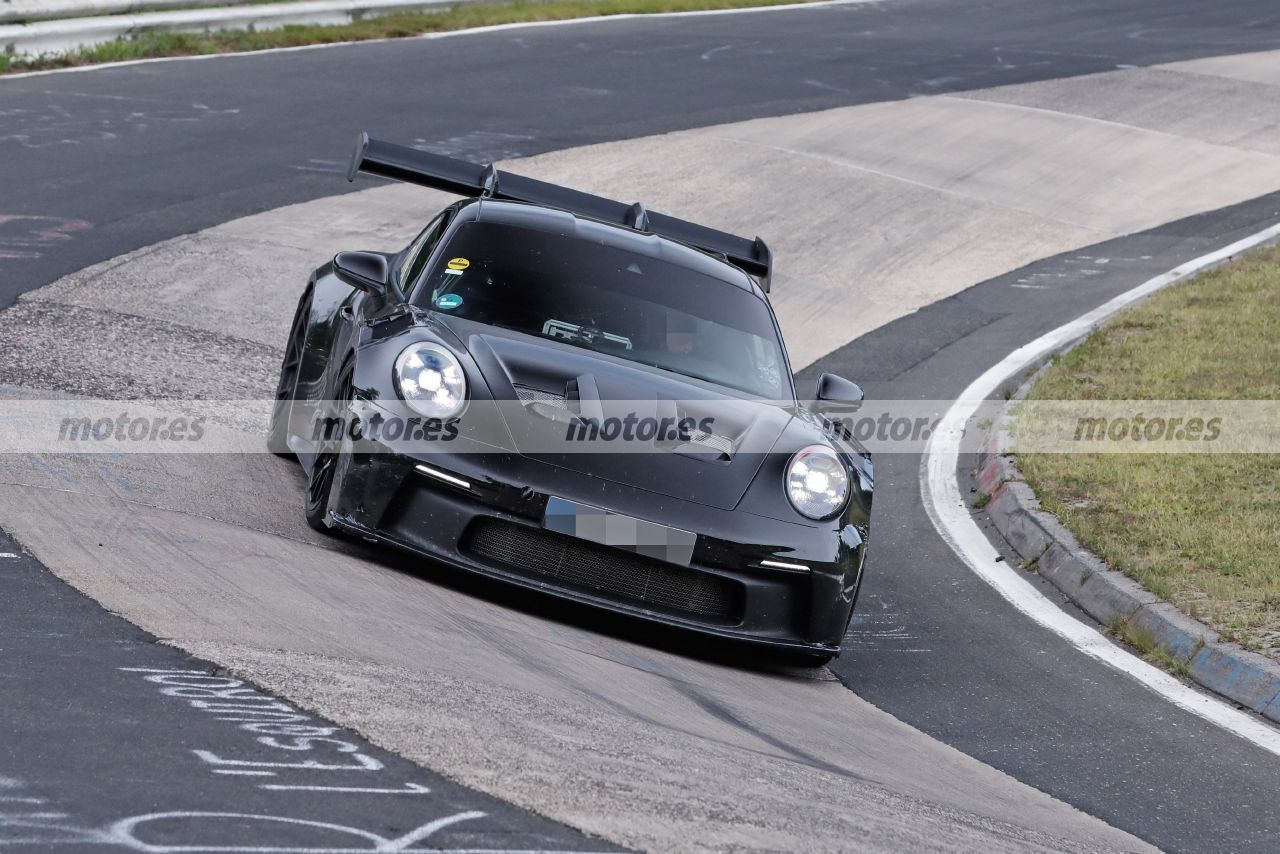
[2,0,1280,851]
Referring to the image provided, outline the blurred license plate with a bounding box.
[544,496,696,566]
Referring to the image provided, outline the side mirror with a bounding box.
[814,372,864,409]
[334,251,389,296]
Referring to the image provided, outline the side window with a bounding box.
[397,212,449,292]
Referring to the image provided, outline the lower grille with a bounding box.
[464,518,742,624]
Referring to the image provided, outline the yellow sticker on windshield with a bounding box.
[447,257,470,271]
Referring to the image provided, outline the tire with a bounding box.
[304,450,339,534]
[303,359,353,536]
[268,291,311,457]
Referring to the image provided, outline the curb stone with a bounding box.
[977,376,1280,726]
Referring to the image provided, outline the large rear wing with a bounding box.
[347,133,774,292]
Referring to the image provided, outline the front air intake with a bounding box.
[463,518,743,624]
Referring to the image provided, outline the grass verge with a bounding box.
[1107,616,1196,679]
[1017,242,1280,659]
[0,0,816,74]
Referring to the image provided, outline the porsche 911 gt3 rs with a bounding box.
[270,134,873,664]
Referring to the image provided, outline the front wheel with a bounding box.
[304,450,339,534]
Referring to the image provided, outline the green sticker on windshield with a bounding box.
[435,293,463,310]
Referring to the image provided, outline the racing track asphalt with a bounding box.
[4,0,1280,851]
[5,0,1280,309]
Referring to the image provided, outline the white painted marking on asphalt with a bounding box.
[1,803,610,852]
[0,0,876,81]
[292,158,349,174]
[0,214,92,259]
[100,809,526,853]
[120,668,403,784]
[194,748,383,772]
[118,667,210,673]
[389,811,486,849]
[922,221,1280,756]
[804,78,850,94]
[259,782,431,794]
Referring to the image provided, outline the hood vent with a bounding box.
[678,430,734,458]
[512,384,736,460]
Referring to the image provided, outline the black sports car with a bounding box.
[270,134,873,663]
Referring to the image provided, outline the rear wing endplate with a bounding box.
[347,133,774,292]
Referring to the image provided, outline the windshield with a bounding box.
[414,221,789,398]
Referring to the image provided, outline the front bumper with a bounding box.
[326,425,866,653]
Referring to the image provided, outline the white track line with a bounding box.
[922,221,1280,757]
[0,0,869,81]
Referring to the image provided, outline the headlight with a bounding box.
[394,342,467,419]
[785,444,849,520]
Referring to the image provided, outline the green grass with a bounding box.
[2,0,815,73]
[1017,242,1280,658]
[1107,616,1195,679]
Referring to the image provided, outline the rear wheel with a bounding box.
[303,360,353,535]
[268,290,311,457]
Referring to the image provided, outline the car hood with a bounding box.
[439,317,795,511]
